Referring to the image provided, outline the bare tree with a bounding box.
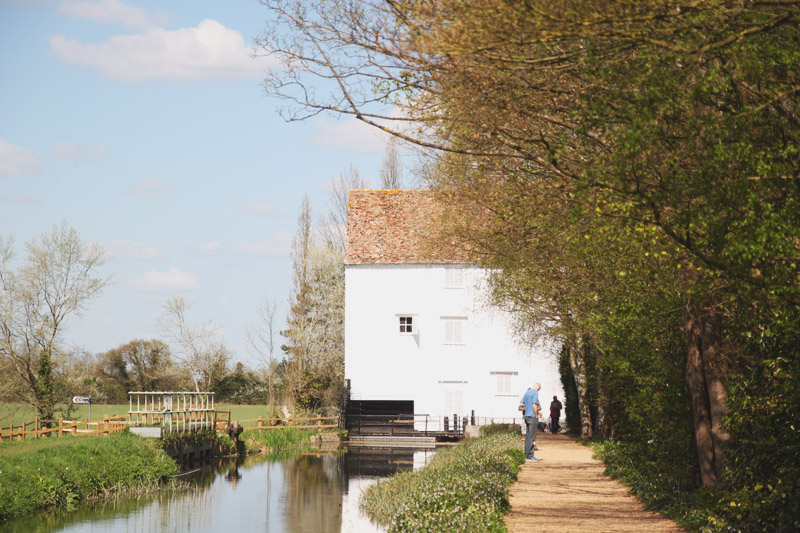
[379,137,404,189]
[246,293,280,406]
[0,222,108,421]
[320,164,367,251]
[157,295,230,392]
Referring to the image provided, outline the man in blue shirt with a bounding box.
[519,382,542,461]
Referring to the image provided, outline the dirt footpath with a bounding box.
[504,433,684,532]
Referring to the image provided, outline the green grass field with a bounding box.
[0,403,281,428]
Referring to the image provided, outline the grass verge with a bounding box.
[0,430,178,522]
[360,433,524,532]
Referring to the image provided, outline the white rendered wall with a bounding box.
[344,264,563,427]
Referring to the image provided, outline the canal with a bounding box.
[2,445,436,532]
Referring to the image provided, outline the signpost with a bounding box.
[73,396,91,420]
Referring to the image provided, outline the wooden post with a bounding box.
[258,416,263,430]
[104,414,109,436]
[35,418,39,440]
[58,418,64,437]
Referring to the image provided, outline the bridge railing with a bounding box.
[128,391,215,433]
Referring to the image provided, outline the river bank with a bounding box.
[0,426,339,523]
[0,431,178,521]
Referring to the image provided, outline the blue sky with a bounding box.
[0,0,392,366]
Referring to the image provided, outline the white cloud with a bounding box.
[189,241,223,257]
[133,267,198,291]
[130,178,172,199]
[0,139,41,176]
[3,194,42,205]
[105,239,161,260]
[187,232,291,258]
[238,201,279,216]
[50,19,276,82]
[231,231,292,257]
[309,117,391,153]
[58,0,168,29]
[51,141,108,162]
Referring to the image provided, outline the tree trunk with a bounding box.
[568,335,593,438]
[697,305,729,480]
[685,305,728,486]
[36,349,55,422]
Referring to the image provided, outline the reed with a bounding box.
[244,427,315,455]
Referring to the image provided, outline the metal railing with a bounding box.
[128,391,215,433]
[344,413,472,437]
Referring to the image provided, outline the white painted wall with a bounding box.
[344,264,563,428]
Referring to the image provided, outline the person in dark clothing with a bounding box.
[550,396,563,434]
[227,419,243,445]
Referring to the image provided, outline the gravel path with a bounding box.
[504,432,685,532]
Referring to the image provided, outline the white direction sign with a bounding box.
[72,396,91,404]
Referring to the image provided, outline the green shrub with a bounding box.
[479,424,521,438]
[361,434,523,532]
[710,355,800,532]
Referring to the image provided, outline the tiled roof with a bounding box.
[345,189,468,265]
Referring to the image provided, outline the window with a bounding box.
[444,390,464,415]
[491,371,518,395]
[439,381,467,415]
[442,317,466,345]
[444,267,464,288]
[398,315,416,335]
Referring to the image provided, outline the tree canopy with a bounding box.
[261,0,800,527]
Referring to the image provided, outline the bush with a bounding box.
[479,423,521,438]
[711,355,800,532]
[361,434,523,532]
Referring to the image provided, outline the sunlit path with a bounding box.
[505,433,684,532]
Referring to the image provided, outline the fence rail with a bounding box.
[214,412,340,432]
[2,412,342,442]
[0,415,130,442]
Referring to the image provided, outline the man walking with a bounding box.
[550,395,563,434]
[519,382,542,461]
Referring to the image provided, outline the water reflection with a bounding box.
[2,446,436,533]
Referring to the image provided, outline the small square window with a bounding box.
[398,315,416,334]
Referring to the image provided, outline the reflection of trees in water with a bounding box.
[283,454,344,533]
[3,448,434,533]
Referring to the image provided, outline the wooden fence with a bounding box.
[1,412,341,442]
[0,415,129,442]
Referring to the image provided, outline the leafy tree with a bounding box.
[0,223,108,422]
[260,0,800,491]
[99,339,174,393]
